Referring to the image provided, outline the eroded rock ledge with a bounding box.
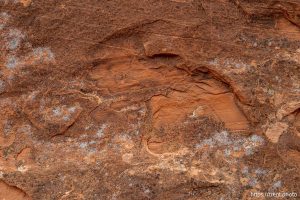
[0,0,300,199]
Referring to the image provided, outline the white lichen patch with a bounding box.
[272,180,282,189]
[1,0,30,6]
[254,168,268,176]
[0,12,56,91]
[0,80,5,93]
[208,58,219,66]
[49,105,80,122]
[96,124,107,138]
[6,28,25,50]
[213,131,233,145]
[68,106,77,113]
[17,165,29,173]
[63,106,77,121]
[224,59,249,68]
[52,107,62,117]
[224,148,231,157]
[0,12,10,29]
[5,55,19,69]
[32,47,55,63]
[241,166,249,175]
[267,180,284,193]
[79,142,88,149]
[110,133,135,151]
[77,140,98,154]
[240,166,269,188]
[208,58,250,70]
[196,131,265,158]
[119,134,132,141]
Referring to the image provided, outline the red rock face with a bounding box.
[0,180,30,200]
[0,0,300,199]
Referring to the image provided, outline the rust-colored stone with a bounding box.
[0,0,300,199]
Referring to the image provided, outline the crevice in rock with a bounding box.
[148,53,180,59]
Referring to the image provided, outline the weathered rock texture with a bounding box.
[0,0,300,199]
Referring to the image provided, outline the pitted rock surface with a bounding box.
[0,0,300,199]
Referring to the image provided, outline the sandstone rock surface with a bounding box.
[0,0,300,199]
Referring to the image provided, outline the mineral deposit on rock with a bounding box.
[0,0,299,199]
